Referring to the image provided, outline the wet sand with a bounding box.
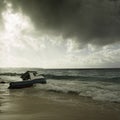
[0,85,120,120]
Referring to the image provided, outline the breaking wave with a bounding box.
[0,72,22,76]
[0,72,120,83]
[35,80,120,103]
[0,68,120,103]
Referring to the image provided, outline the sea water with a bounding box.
[0,68,120,102]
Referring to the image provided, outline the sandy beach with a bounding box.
[0,84,120,120]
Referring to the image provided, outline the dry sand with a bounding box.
[0,85,120,120]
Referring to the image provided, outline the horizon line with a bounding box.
[0,67,120,69]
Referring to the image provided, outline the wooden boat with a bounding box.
[8,71,46,89]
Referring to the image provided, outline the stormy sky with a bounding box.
[0,0,120,68]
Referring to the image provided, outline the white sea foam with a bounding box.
[1,68,120,102]
[36,80,120,102]
[0,76,21,82]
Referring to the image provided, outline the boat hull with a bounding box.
[32,78,47,84]
[8,78,47,89]
[8,80,34,89]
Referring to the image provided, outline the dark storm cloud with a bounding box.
[4,0,120,45]
[0,0,5,28]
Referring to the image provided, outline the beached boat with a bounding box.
[8,80,34,89]
[8,71,46,89]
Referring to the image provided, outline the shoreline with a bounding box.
[0,87,120,120]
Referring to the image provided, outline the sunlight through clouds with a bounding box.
[0,1,35,67]
[0,0,120,68]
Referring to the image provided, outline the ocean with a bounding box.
[0,68,120,103]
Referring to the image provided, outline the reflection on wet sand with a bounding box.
[0,84,120,120]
